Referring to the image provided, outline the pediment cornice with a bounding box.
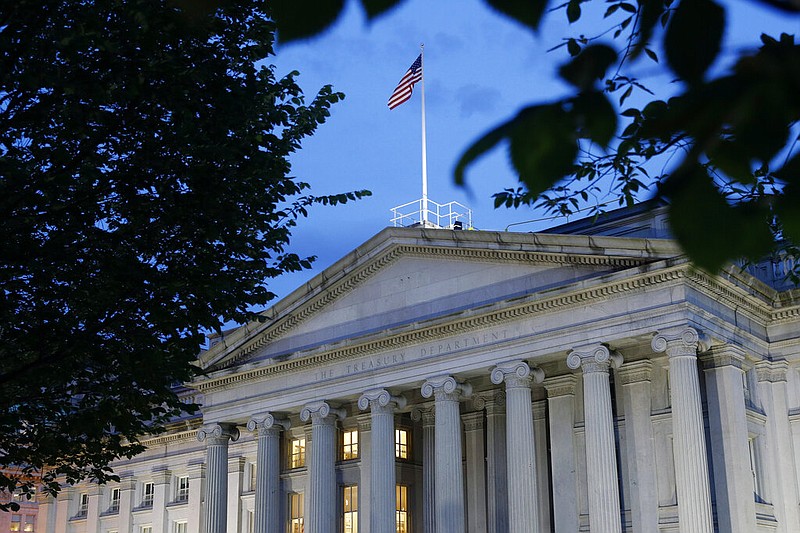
[201,235,670,372]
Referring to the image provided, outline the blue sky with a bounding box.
[261,0,797,302]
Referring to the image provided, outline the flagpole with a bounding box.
[420,43,429,226]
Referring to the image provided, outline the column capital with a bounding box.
[197,422,240,444]
[411,404,436,426]
[356,413,372,432]
[652,326,709,357]
[246,412,291,434]
[187,461,205,480]
[567,344,622,373]
[357,388,407,412]
[490,360,544,388]
[472,389,506,412]
[118,471,137,491]
[300,400,346,424]
[543,374,578,397]
[699,344,747,371]
[421,375,472,401]
[617,359,654,385]
[461,411,484,432]
[755,359,790,383]
[151,466,171,485]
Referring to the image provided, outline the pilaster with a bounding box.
[186,461,205,533]
[462,411,487,533]
[226,456,246,533]
[411,404,436,533]
[544,374,580,533]
[700,346,756,533]
[756,359,800,532]
[479,391,508,533]
[151,467,171,533]
[617,359,659,533]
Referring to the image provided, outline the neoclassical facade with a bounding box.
[40,205,800,533]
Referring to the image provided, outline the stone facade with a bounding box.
[41,206,800,533]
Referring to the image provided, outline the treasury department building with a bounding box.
[39,205,800,533]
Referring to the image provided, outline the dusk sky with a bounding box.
[260,0,796,302]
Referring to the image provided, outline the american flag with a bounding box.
[388,54,423,110]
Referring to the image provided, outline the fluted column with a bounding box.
[357,414,372,531]
[247,413,290,533]
[652,327,713,533]
[490,361,544,533]
[411,405,436,533]
[301,401,345,533]
[567,345,623,533]
[197,423,240,533]
[756,360,800,532]
[701,346,756,533]
[359,389,406,533]
[617,360,659,533]
[421,375,471,533]
[544,375,579,533]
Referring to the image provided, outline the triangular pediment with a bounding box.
[199,227,681,371]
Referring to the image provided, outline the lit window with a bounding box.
[79,493,89,516]
[395,429,409,460]
[176,476,189,502]
[288,493,304,533]
[289,438,306,469]
[109,487,121,512]
[342,429,359,460]
[10,516,21,532]
[142,482,154,507]
[174,521,187,533]
[343,485,358,533]
[23,515,34,532]
[396,485,408,533]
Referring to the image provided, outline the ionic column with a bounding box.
[358,389,406,533]
[652,328,713,533]
[617,360,659,533]
[567,345,623,533]
[197,423,240,533]
[544,375,579,533]
[247,414,290,533]
[756,360,800,532]
[701,346,756,533]
[462,411,487,533]
[411,405,436,533]
[481,392,508,533]
[421,375,471,533]
[300,401,346,533]
[490,361,544,533]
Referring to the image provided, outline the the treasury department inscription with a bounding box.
[312,327,511,382]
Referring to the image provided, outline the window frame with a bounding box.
[395,428,411,460]
[396,484,409,533]
[342,485,358,533]
[175,475,190,502]
[288,437,306,470]
[288,492,304,533]
[142,482,155,507]
[341,428,359,461]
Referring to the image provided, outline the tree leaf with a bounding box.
[567,38,581,57]
[572,91,617,147]
[559,44,618,90]
[664,0,725,83]
[455,121,513,185]
[485,0,549,32]
[567,0,582,23]
[359,0,403,20]
[509,104,578,196]
[270,0,346,43]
